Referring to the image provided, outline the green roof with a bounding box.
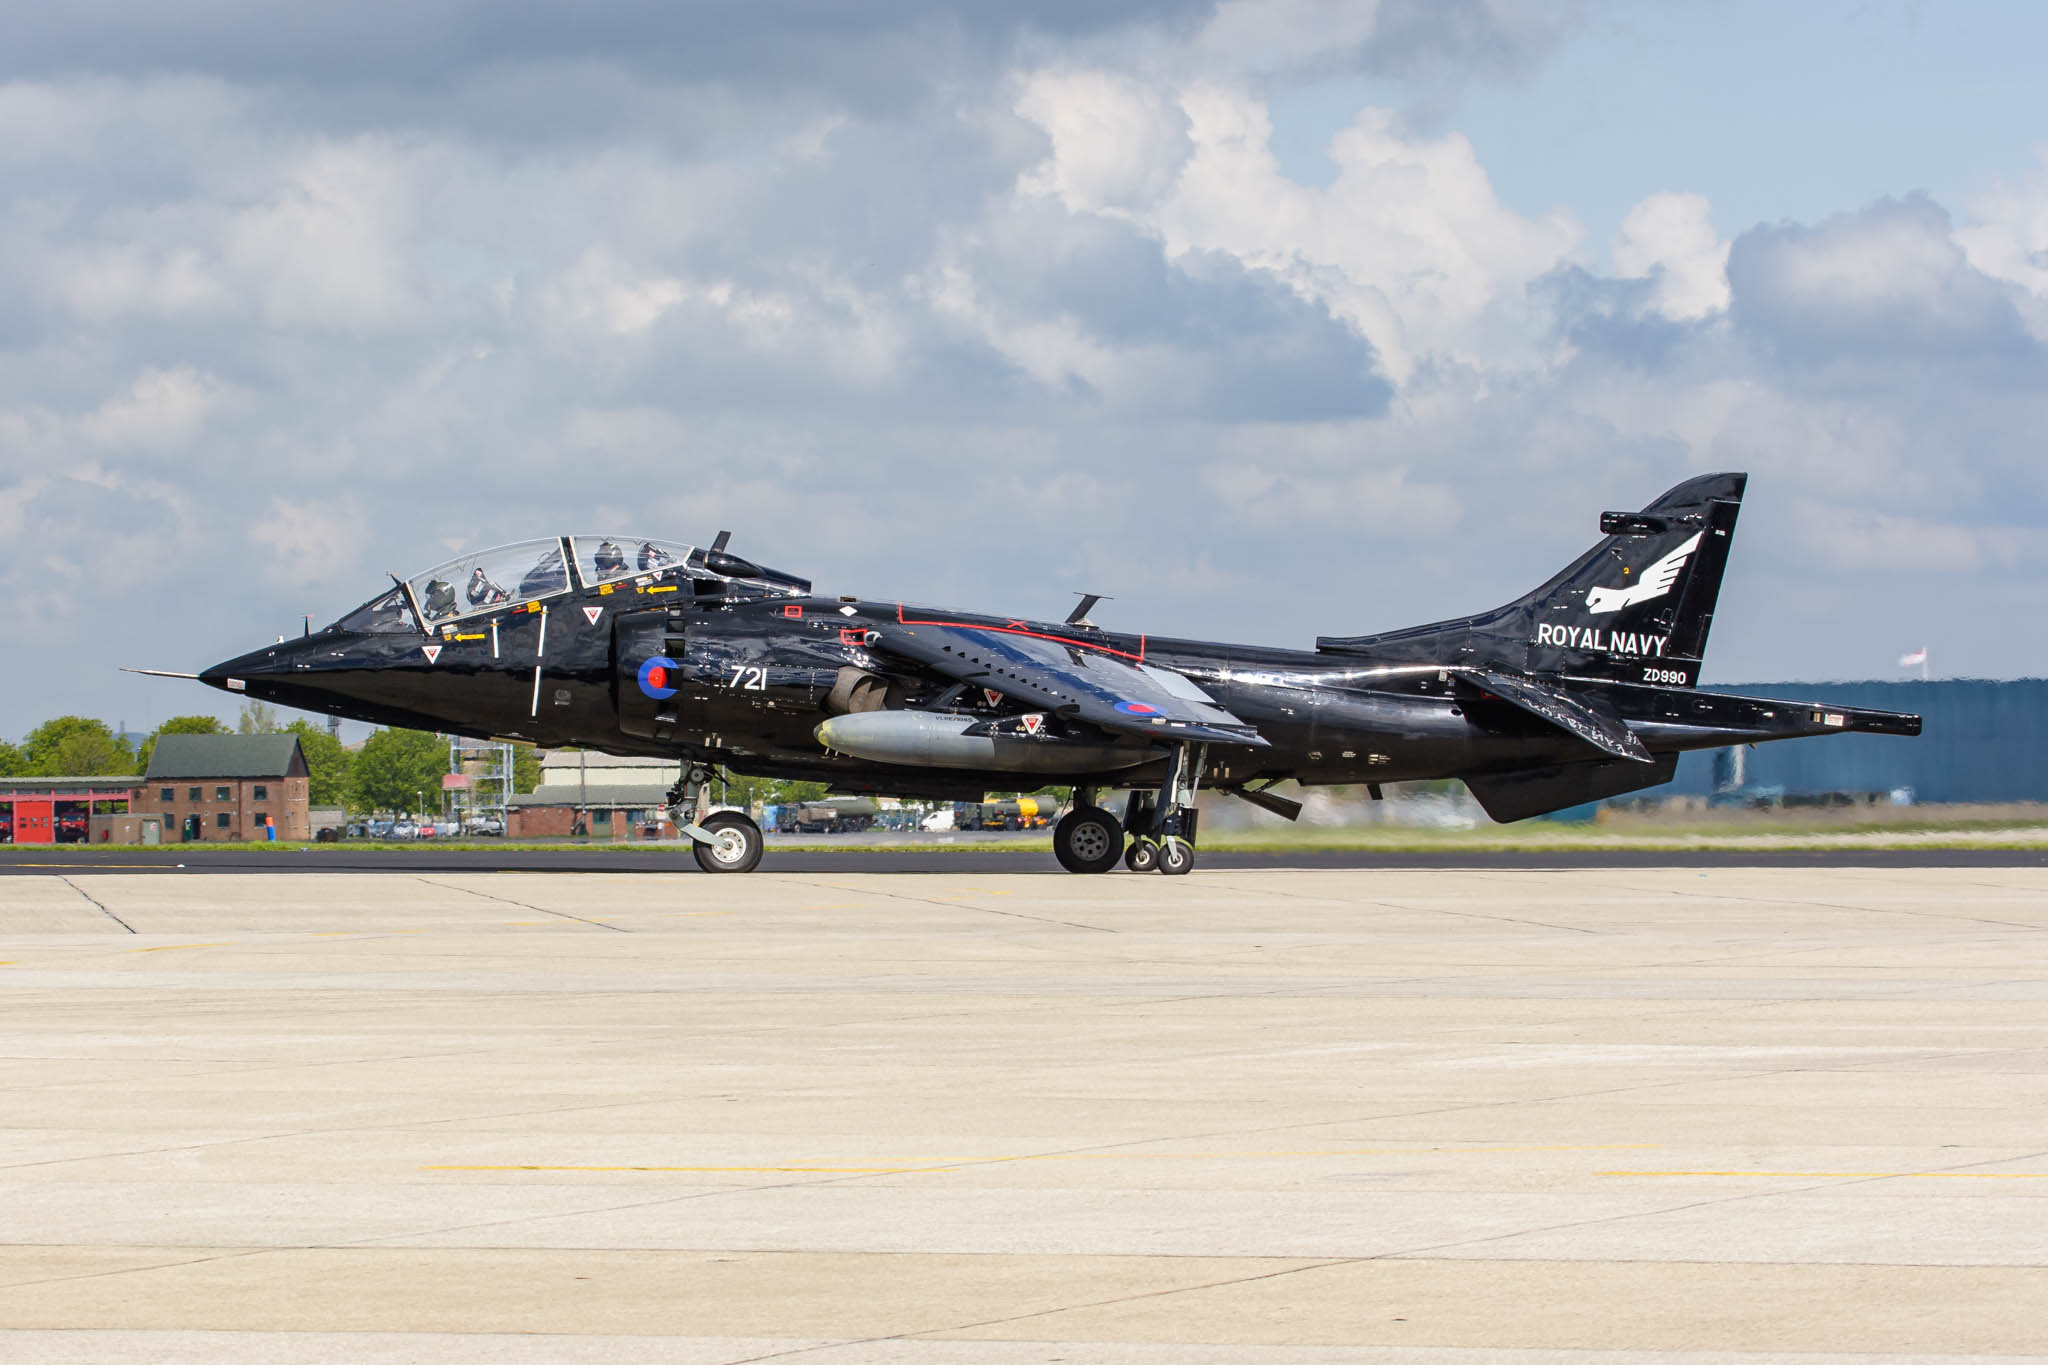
[145,733,307,780]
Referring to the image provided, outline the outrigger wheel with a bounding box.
[693,810,764,874]
[1124,838,1158,873]
[1156,834,1195,875]
[1053,806,1124,874]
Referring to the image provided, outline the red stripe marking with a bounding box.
[894,605,1146,662]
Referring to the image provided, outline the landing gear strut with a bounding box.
[1147,742,1204,875]
[1117,742,1205,875]
[667,763,764,874]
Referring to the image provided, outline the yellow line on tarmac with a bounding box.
[1602,1169,2048,1180]
[426,1164,922,1174]
[130,942,234,953]
[1044,1143,1660,1161]
[426,1144,1659,1176]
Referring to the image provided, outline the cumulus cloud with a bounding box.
[1014,75,1580,381]
[250,496,365,588]
[1958,156,2048,342]
[1183,0,1571,86]
[1612,192,1729,321]
[76,367,228,453]
[1728,195,2035,362]
[223,141,420,330]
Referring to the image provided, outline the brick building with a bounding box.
[133,734,311,842]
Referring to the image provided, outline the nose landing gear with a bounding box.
[667,763,765,874]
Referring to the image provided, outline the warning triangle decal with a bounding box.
[1021,714,1044,735]
[984,688,1003,707]
[421,645,442,664]
[582,606,603,626]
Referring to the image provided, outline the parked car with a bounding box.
[417,821,438,840]
[389,819,419,840]
[462,815,504,837]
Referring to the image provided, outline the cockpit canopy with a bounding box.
[328,534,810,634]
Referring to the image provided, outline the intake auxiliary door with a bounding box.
[614,608,691,744]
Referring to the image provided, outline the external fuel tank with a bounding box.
[814,710,1152,774]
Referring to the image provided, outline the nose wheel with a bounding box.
[693,809,764,874]
[668,763,766,874]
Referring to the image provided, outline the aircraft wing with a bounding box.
[1459,668,1653,763]
[868,620,1269,748]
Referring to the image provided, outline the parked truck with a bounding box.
[952,795,1060,831]
[775,797,879,834]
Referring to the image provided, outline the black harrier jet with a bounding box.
[163,474,1919,874]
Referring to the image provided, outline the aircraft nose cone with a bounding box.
[199,640,295,695]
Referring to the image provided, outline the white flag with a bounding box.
[1898,647,1927,668]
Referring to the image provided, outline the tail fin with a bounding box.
[1519,471,1743,686]
[1317,472,1745,688]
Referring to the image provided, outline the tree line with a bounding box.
[0,706,539,814]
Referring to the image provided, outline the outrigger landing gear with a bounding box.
[667,763,764,874]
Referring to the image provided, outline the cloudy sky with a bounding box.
[5,0,2046,739]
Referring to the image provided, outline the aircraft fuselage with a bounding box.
[206,585,1869,801]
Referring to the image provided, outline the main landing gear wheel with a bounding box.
[1124,838,1159,873]
[1054,807,1123,875]
[693,811,764,874]
[1156,835,1195,876]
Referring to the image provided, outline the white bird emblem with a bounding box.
[1586,533,1702,615]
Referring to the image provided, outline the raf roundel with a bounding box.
[1114,700,1159,716]
[637,655,679,701]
